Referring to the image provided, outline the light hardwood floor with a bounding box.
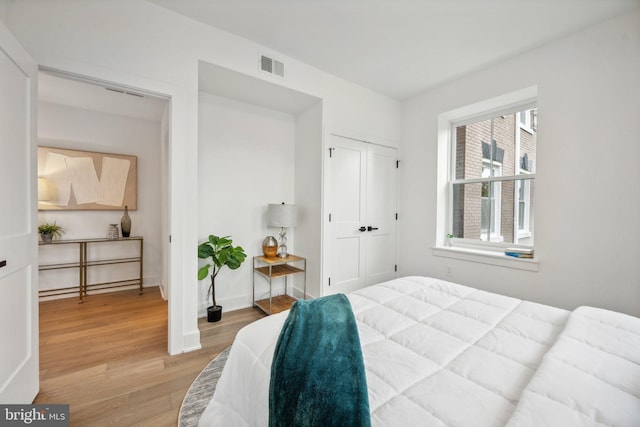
[36,287,266,426]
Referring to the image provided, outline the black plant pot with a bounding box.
[207,305,222,322]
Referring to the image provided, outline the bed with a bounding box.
[198,276,640,426]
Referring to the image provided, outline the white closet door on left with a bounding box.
[0,22,39,403]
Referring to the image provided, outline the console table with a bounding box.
[38,237,143,303]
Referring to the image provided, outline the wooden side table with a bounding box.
[253,254,306,315]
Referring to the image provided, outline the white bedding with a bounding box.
[506,306,640,426]
[198,276,640,426]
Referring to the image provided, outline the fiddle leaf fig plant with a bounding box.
[197,235,247,308]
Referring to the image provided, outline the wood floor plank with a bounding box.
[35,287,266,426]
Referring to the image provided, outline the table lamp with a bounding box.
[267,203,297,258]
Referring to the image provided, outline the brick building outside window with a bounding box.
[451,108,536,246]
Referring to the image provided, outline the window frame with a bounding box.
[446,100,537,252]
[435,87,539,270]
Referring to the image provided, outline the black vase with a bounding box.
[121,205,131,238]
[207,305,222,322]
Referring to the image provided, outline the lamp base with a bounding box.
[277,243,289,258]
[277,227,289,257]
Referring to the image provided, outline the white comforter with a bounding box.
[506,306,640,426]
[199,276,640,426]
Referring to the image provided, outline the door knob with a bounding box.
[358,227,367,232]
[0,260,5,268]
[367,226,379,231]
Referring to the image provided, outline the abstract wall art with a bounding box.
[37,146,137,211]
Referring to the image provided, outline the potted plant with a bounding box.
[38,222,64,243]
[445,233,454,247]
[197,235,247,322]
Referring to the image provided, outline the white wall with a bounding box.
[400,9,640,316]
[37,101,163,293]
[4,0,401,352]
[198,92,297,313]
[295,101,324,299]
[3,1,401,141]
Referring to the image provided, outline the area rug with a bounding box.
[178,347,231,427]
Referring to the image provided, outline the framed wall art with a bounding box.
[37,146,137,211]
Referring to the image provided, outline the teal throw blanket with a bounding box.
[269,294,371,427]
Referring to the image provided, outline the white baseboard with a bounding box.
[182,329,202,353]
[198,285,315,318]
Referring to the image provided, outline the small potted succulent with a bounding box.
[445,233,454,247]
[197,235,247,322]
[38,222,64,243]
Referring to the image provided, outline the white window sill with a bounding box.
[432,246,538,271]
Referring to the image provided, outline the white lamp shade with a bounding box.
[267,204,297,228]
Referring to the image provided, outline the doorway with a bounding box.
[36,69,171,348]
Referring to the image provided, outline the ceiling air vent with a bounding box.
[260,54,284,78]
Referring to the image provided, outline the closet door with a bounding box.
[324,134,397,295]
[326,136,367,294]
[364,143,397,285]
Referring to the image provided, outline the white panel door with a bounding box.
[0,24,39,403]
[326,136,367,294]
[365,143,397,285]
[324,134,397,296]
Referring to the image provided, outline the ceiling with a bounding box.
[199,62,321,114]
[149,0,639,100]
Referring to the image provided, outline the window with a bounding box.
[481,160,502,241]
[516,174,531,240]
[519,110,530,128]
[518,109,536,134]
[449,105,536,248]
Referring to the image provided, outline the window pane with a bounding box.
[450,101,536,249]
[515,179,535,246]
[455,108,537,179]
[453,179,534,245]
[481,180,501,240]
[518,180,526,229]
[452,182,483,239]
[518,111,536,174]
[453,181,503,242]
[455,117,499,180]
